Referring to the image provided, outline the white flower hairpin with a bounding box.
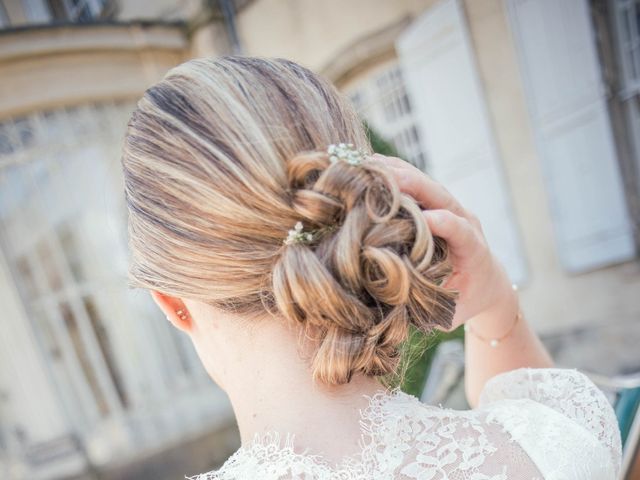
[283,221,338,246]
[328,143,367,166]
[284,221,314,245]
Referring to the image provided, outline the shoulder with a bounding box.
[478,367,622,478]
[479,367,606,405]
[478,367,619,442]
[363,388,545,478]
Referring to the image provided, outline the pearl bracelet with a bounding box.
[463,284,521,348]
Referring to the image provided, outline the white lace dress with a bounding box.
[191,368,622,479]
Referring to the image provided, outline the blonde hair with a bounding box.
[122,56,457,386]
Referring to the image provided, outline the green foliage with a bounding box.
[365,121,465,398]
[398,325,465,398]
[364,121,400,158]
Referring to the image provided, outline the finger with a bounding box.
[423,209,477,255]
[370,154,467,218]
[369,153,407,169]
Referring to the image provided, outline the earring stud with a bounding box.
[176,309,188,320]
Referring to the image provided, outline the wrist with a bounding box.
[465,284,521,345]
[470,254,515,315]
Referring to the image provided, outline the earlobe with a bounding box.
[149,290,193,333]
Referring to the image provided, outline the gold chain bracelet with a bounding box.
[463,284,522,348]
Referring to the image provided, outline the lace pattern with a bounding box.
[478,368,622,478]
[190,368,622,479]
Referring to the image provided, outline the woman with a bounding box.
[121,56,622,479]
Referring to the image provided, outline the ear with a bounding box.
[150,290,193,333]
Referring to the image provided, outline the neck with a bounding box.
[220,317,388,464]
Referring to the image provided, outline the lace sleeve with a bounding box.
[478,367,622,476]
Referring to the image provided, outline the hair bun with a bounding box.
[272,149,458,385]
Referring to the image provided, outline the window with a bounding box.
[609,0,640,249]
[614,0,640,95]
[16,0,107,25]
[0,102,217,450]
[0,2,9,27]
[377,67,412,122]
[22,0,52,23]
[506,0,635,272]
[346,64,428,171]
[49,0,107,22]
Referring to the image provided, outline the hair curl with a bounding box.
[273,150,457,384]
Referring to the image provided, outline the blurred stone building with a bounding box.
[0,0,638,478]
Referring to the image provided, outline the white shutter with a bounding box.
[397,0,528,284]
[506,0,635,272]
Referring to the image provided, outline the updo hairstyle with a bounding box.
[122,56,457,386]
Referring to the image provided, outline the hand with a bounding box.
[370,154,515,330]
